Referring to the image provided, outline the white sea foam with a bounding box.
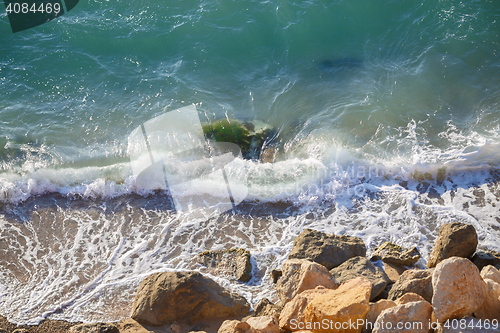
[0,136,499,325]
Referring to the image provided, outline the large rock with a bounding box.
[434,317,500,333]
[473,278,500,320]
[380,261,407,283]
[288,229,366,270]
[362,300,396,333]
[198,248,252,282]
[432,257,487,322]
[303,277,372,333]
[427,223,478,268]
[276,259,339,304]
[131,271,250,326]
[388,269,433,303]
[330,256,391,300]
[372,301,432,333]
[246,316,280,333]
[370,242,420,267]
[472,250,500,271]
[253,298,284,321]
[481,265,500,284]
[68,323,119,333]
[218,320,251,333]
[203,119,275,160]
[279,286,331,332]
[394,292,425,305]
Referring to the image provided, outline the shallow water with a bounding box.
[1,0,500,325]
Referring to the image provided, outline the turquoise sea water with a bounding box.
[1,0,500,325]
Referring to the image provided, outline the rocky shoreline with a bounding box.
[2,222,500,333]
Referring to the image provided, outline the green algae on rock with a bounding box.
[202,119,275,160]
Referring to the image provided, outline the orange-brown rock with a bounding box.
[246,316,280,333]
[218,320,251,333]
[388,269,434,303]
[382,261,407,283]
[480,265,500,284]
[68,323,119,333]
[276,259,338,304]
[395,292,426,305]
[372,301,432,333]
[427,223,477,268]
[278,286,330,332]
[288,229,366,270]
[432,257,487,322]
[131,271,250,326]
[330,256,391,301]
[361,300,396,333]
[303,277,372,333]
[473,278,500,320]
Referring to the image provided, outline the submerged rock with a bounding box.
[202,119,275,160]
[288,228,366,270]
[198,248,252,282]
[427,222,478,268]
[131,271,250,326]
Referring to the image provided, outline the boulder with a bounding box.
[473,278,500,320]
[481,265,500,284]
[432,257,487,322]
[472,250,500,271]
[246,316,280,333]
[372,301,432,333]
[279,286,331,331]
[198,248,252,282]
[276,259,338,304]
[288,229,366,270]
[434,316,500,333]
[380,261,407,283]
[388,269,434,303]
[260,146,278,163]
[253,298,284,321]
[361,300,396,333]
[303,277,372,333]
[218,320,251,333]
[370,242,420,267]
[131,271,250,326]
[394,292,426,305]
[427,222,478,268]
[203,119,274,160]
[68,323,119,333]
[330,256,391,300]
